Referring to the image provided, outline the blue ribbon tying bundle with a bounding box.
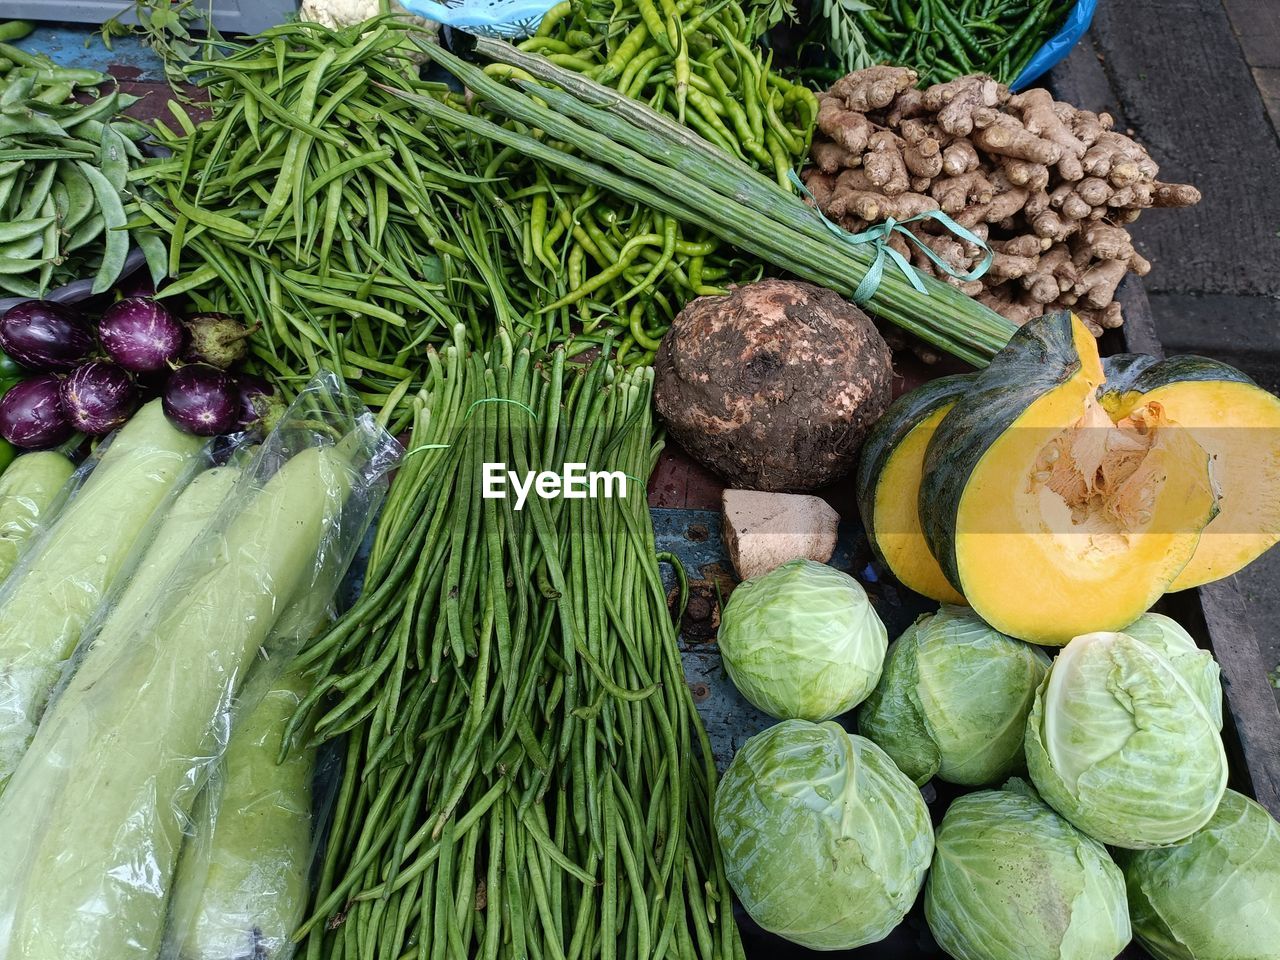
[788,170,993,305]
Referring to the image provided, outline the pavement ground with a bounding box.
[1076,0,1280,700]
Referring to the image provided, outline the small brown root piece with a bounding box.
[811,138,863,174]
[941,138,981,176]
[816,94,876,153]
[1000,157,1051,190]
[1075,258,1130,309]
[832,65,918,112]
[924,75,1004,136]
[973,113,1063,165]
[1008,88,1088,180]
[863,130,911,196]
[904,137,943,179]
[992,235,1048,258]
[988,251,1040,282]
[931,171,994,213]
[1152,181,1202,207]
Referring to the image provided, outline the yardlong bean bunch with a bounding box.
[287,327,739,960]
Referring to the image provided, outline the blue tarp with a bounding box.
[1012,1,1098,90]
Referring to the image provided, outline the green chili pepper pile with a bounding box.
[286,328,739,960]
[820,0,1073,86]
[0,41,158,299]
[478,0,818,366]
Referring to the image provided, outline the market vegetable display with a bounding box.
[653,278,892,491]
[1,10,1279,960]
[0,385,387,960]
[0,44,158,299]
[0,450,73,581]
[924,779,1131,960]
[919,311,1217,644]
[713,720,934,950]
[1116,789,1280,960]
[803,69,1200,333]
[815,0,1076,85]
[1099,353,1280,590]
[856,371,970,603]
[285,331,738,960]
[858,605,1049,786]
[717,558,887,721]
[1024,630,1228,849]
[132,4,811,424]
[0,399,204,790]
[166,670,317,960]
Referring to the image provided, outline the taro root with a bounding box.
[654,279,893,492]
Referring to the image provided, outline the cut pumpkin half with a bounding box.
[1101,354,1280,589]
[919,313,1218,645]
[857,375,971,604]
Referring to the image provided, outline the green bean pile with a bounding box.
[132,19,546,432]
[823,0,1073,86]
[286,327,739,960]
[475,0,818,365]
[0,42,157,298]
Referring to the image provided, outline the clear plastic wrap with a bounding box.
[163,669,319,960]
[0,400,209,790]
[0,374,399,960]
[0,451,76,583]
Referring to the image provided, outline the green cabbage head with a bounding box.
[925,779,1130,960]
[1120,613,1223,730]
[714,720,933,950]
[1025,631,1227,849]
[858,605,1050,786]
[718,559,887,721]
[1117,789,1280,960]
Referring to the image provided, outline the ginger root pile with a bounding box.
[802,68,1201,334]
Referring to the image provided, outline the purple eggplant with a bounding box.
[99,297,185,373]
[60,361,138,436]
[233,373,284,431]
[163,364,238,436]
[0,375,73,449]
[117,274,157,300]
[0,301,95,372]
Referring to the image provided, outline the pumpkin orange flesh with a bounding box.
[1105,380,1280,590]
[952,322,1217,645]
[872,404,966,605]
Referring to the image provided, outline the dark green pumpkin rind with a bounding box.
[1103,353,1259,397]
[1099,353,1160,395]
[856,373,974,561]
[919,312,1085,591]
